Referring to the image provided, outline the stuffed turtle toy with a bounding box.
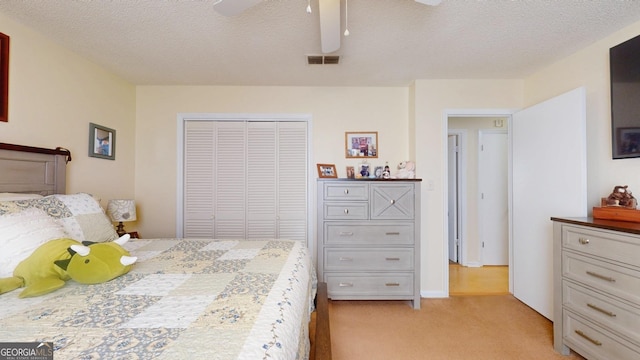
[0,234,137,298]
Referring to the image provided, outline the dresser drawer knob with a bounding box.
[390,199,396,204]
[385,257,401,261]
[344,208,349,214]
[339,231,354,236]
[339,257,353,261]
[339,282,354,287]
[385,282,400,287]
[586,271,616,282]
[344,189,349,194]
[587,303,616,317]
[575,330,602,346]
[578,237,590,245]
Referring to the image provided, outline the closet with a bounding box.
[181,119,309,243]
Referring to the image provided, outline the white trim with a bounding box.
[447,129,467,266]
[176,113,314,250]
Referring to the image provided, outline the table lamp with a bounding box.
[107,199,137,237]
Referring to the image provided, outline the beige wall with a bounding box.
[524,21,640,208]
[413,80,524,296]
[0,11,137,211]
[135,86,410,238]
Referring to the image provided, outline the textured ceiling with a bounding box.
[1,0,640,86]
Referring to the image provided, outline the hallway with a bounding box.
[449,262,509,296]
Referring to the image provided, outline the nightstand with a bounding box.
[127,231,140,239]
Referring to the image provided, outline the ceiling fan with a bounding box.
[213,0,441,53]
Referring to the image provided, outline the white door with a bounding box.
[479,130,508,265]
[512,87,587,320]
[447,134,459,263]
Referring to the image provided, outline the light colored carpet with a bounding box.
[328,295,586,360]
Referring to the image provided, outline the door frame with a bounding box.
[442,109,516,296]
[447,129,467,265]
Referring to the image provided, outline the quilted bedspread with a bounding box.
[0,238,316,360]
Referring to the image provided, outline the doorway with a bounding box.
[447,116,509,294]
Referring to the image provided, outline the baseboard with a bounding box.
[420,290,448,298]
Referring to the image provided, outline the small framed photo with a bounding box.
[374,166,383,178]
[346,166,355,179]
[346,131,378,158]
[89,122,116,160]
[317,163,338,178]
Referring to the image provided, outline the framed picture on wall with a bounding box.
[616,127,640,157]
[0,32,9,122]
[89,123,116,160]
[345,131,378,158]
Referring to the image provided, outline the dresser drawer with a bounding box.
[563,310,640,360]
[324,182,369,201]
[323,202,369,220]
[563,225,640,267]
[371,184,415,220]
[563,252,640,305]
[324,273,414,297]
[563,280,640,344]
[324,248,414,271]
[324,223,414,245]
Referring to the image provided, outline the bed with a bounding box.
[0,142,331,360]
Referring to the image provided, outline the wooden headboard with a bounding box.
[0,143,71,195]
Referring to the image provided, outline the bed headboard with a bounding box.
[0,143,71,195]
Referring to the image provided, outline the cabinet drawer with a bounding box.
[324,273,414,297]
[324,182,369,201]
[324,202,368,220]
[325,223,414,245]
[563,310,640,360]
[563,280,640,344]
[563,252,640,305]
[563,225,640,266]
[324,248,414,271]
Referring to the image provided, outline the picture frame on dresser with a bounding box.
[345,131,378,158]
[317,163,337,178]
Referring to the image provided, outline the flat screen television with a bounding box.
[611,34,640,159]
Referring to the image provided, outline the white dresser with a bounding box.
[317,179,421,309]
[552,217,640,359]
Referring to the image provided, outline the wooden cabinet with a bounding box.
[317,179,421,309]
[552,217,640,359]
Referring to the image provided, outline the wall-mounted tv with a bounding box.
[611,34,640,159]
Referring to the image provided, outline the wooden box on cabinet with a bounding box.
[317,179,421,309]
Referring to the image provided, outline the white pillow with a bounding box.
[0,193,44,201]
[0,208,69,278]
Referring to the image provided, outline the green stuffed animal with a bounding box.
[0,234,137,298]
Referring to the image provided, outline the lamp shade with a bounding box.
[107,199,137,222]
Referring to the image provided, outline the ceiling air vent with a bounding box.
[307,55,340,65]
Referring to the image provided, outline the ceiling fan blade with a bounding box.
[415,0,442,5]
[213,0,264,16]
[319,0,341,53]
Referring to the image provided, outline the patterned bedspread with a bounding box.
[0,238,317,360]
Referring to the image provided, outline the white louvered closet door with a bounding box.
[183,119,307,243]
[277,121,308,241]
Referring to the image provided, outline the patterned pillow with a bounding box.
[0,193,118,243]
